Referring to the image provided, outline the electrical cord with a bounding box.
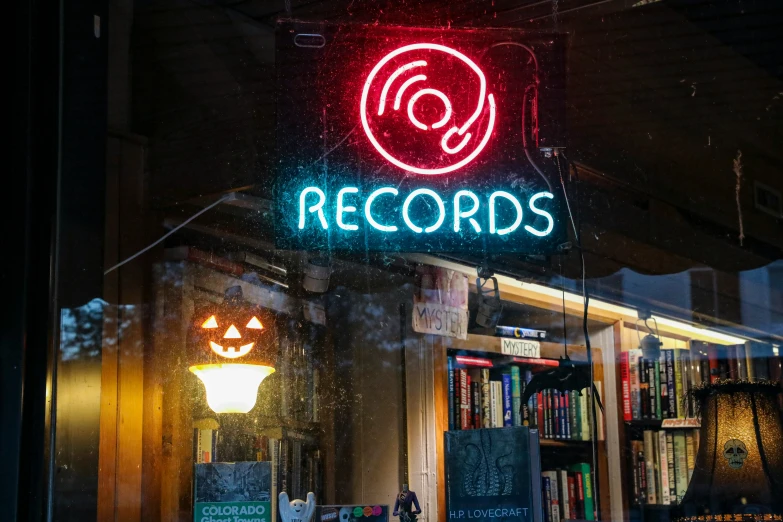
[556,152,599,518]
[103,194,233,275]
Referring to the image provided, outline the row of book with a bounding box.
[447,356,604,440]
[541,463,595,522]
[619,342,782,422]
[629,429,700,506]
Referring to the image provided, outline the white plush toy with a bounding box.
[279,492,316,522]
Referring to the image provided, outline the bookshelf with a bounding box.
[435,333,612,522]
[616,322,782,522]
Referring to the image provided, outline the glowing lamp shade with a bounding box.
[189,364,275,413]
[677,380,783,522]
[188,286,277,414]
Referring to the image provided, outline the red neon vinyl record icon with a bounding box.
[360,43,496,176]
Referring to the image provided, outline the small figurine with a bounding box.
[393,484,421,522]
[279,492,316,522]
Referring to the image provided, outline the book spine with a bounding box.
[639,357,650,419]
[542,476,552,522]
[569,391,578,440]
[580,390,589,441]
[522,369,532,426]
[666,349,676,418]
[571,464,594,521]
[575,472,585,519]
[560,469,571,521]
[511,366,522,427]
[448,357,455,430]
[643,430,657,504]
[620,351,632,421]
[673,431,688,502]
[685,430,697,482]
[658,430,670,505]
[630,441,640,505]
[545,390,553,438]
[502,373,513,427]
[460,369,469,430]
[654,358,662,420]
[666,432,676,501]
[269,438,279,522]
[481,369,491,428]
[659,352,669,419]
[648,359,657,420]
[490,381,498,428]
[547,471,561,522]
[537,391,544,434]
[472,381,481,429]
[567,475,577,519]
[674,349,685,418]
[629,349,641,420]
[553,391,561,439]
[638,450,647,506]
[681,350,693,417]
[564,392,571,440]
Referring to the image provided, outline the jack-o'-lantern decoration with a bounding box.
[189,286,277,413]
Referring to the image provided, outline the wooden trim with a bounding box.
[433,337,449,522]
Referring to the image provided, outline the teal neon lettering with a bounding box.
[453,190,481,233]
[299,187,328,230]
[489,191,523,235]
[402,188,445,233]
[337,187,359,231]
[524,191,554,237]
[365,187,398,232]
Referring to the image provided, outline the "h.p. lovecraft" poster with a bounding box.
[445,427,542,522]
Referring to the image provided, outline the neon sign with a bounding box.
[360,43,496,175]
[275,23,567,254]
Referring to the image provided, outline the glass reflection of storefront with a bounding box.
[7,1,783,522]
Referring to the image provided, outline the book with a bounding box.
[666,432,676,501]
[472,380,481,429]
[537,391,544,434]
[673,431,688,502]
[569,391,578,441]
[460,370,469,430]
[448,358,456,430]
[674,349,685,418]
[658,353,668,419]
[542,476,552,522]
[639,357,650,419]
[567,474,577,520]
[685,430,697,481]
[647,358,657,419]
[490,381,500,428]
[580,389,590,441]
[643,430,657,504]
[665,349,676,419]
[681,350,693,417]
[522,369,532,426]
[654,358,663,419]
[574,470,585,518]
[658,431,670,505]
[445,428,542,522]
[543,471,560,522]
[481,369,491,428]
[511,368,522,427]
[569,463,594,521]
[652,430,662,504]
[193,428,217,463]
[620,350,633,421]
[559,469,570,521]
[502,373,513,427]
[628,349,642,420]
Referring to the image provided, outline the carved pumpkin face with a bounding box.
[200,313,264,359]
[189,286,277,368]
[189,286,277,414]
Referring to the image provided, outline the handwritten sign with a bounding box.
[500,338,541,358]
[412,302,469,340]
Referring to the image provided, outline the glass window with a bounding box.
[19,1,783,522]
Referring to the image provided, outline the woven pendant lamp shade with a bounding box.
[677,380,783,522]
